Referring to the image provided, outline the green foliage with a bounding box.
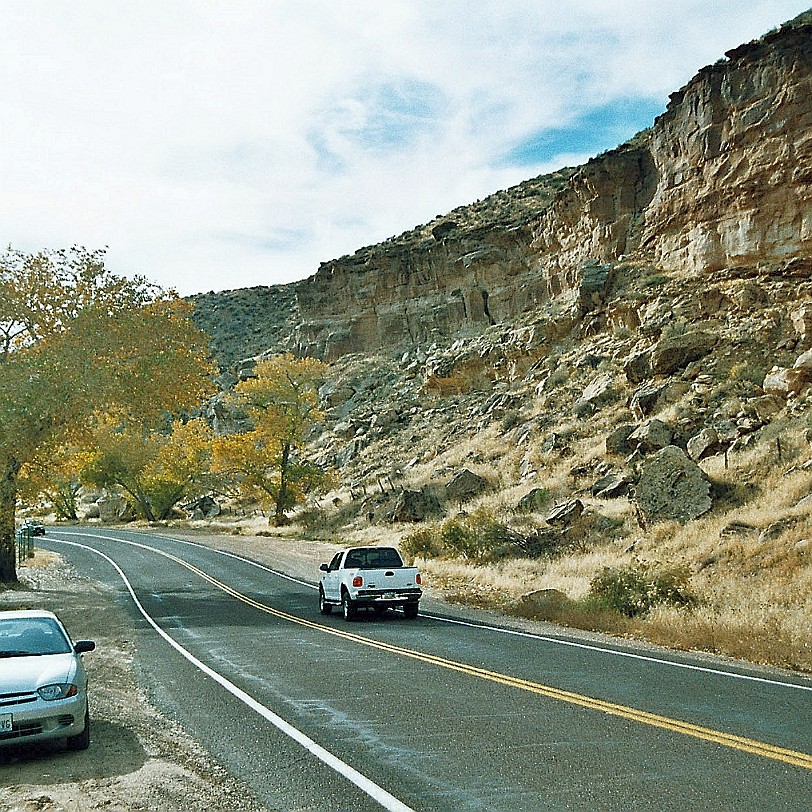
[402,509,519,562]
[587,563,696,617]
[642,273,670,288]
[400,527,444,562]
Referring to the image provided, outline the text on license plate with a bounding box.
[0,713,12,733]
[383,593,395,599]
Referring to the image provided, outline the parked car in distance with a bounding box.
[18,520,45,536]
[0,609,95,751]
[319,546,422,620]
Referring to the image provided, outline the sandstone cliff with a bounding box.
[194,16,805,365]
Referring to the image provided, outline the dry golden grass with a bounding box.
[409,424,812,673]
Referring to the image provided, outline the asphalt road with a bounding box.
[43,527,812,812]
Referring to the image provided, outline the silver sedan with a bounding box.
[0,609,95,751]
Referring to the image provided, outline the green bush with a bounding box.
[400,527,444,562]
[587,563,696,617]
[403,509,521,562]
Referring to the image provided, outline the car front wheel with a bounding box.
[66,708,90,751]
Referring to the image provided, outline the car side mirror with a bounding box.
[74,640,96,654]
[319,563,329,572]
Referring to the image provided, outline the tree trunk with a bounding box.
[274,441,291,526]
[0,457,21,583]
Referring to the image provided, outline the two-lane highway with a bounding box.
[43,528,812,811]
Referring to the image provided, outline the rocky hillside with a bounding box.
[186,14,812,668]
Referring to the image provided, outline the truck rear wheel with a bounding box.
[403,603,419,619]
[342,591,357,621]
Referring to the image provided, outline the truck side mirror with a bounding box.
[319,563,329,572]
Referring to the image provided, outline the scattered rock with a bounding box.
[687,427,720,461]
[591,473,632,498]
[719,521,757,537]
[546,499,584,526]
[628,419,673,453]
[758,517,800,543]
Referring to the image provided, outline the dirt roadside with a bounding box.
[0,530,343,812]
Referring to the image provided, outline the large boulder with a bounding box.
[445,469,489,503]
[635,445,712,523]
[96,494,134,523]
[651,331,716,375]
[390,488,443,523]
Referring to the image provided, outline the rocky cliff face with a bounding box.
[294,19,812,361]
[191,16,812,368]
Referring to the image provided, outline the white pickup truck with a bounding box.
[318,546,422,621]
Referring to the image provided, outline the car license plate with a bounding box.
[0,713,12,733]
[383,593,395,600]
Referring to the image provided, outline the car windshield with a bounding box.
[0,617,72,657]
[345,548,404,569]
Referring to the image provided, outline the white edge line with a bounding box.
[54,529,812,695]
[52,537,414,812]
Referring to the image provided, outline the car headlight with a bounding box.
[38,683,79,701]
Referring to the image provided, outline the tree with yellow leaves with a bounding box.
[212,354,333,525]
[80,417,214,522]
[0,246,214,581]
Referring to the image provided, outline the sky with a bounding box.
[1,1,809,296]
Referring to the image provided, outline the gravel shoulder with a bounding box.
[0,547,270,812]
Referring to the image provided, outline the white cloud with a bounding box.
[1,0,808,294]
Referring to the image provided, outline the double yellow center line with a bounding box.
[151,544,812,771]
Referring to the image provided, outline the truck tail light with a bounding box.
[352,576,363,587]
[416,573,422,585]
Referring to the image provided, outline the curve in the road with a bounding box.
[53,537,416,812]
[53,532,812,773]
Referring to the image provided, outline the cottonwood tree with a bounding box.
[0,246,214,582]
[212,354,333,525]
[18,440,94,521]
[81,417,213,522]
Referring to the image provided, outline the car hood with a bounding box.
[0,653,79,691]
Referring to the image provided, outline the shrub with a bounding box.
[400,527,443,562]
[587,563,696,617]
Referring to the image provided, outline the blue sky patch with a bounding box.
[502,97,667,167]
